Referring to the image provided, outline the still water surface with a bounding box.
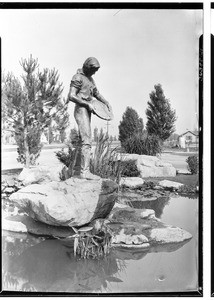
[2,196,198,293]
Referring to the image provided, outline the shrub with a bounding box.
[90,132,121,182]
[186,156,199,174]
[55,131,81,180]
[56,131,122,182]
[177,184,197,194]
[123,133,162,156]
[120,160,140,177]
[118,106,144,147]
[55,145,75,168]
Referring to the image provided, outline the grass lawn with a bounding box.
[143,174,199,186]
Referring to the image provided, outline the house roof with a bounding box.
[179,130,199,137]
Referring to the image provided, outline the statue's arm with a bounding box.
[93,90,111,110]
[67,86,94,112]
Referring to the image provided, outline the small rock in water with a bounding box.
[140,209,155,219]
[4,187,15,194]
[6,178,16,187]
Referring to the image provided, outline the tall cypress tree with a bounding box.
[118,106,144,147]
[146,84,176,141]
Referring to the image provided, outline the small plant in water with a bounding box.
[67,225,112,259]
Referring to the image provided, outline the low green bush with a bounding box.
[123,133,162,156]
[55,145,75,168]
[55,131,81,180]
[120,160,140,177]
[186,155,199,174]
[177,184,197,194]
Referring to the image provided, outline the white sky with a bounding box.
[0,8,203,137]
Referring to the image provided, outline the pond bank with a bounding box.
[119,174,199,203]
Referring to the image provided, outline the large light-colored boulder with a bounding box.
[9,178,118,227]
[138,165,176,178]
[115,153,176,178]
[18,165,64,185]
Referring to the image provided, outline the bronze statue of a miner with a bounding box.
[68,57,111,180]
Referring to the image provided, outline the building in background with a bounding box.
[178,130,199,149]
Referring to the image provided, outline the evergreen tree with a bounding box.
[2,55,63,167]
[118,106,144,147]
[53,98,69,143]
[69,127,80,147]
[146,84,176,141]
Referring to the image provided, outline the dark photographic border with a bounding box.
[0,2,203,297]
[211,3,214,297]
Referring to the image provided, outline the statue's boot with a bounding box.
[80,145,100,180]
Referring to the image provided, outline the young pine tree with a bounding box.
[146,84,176,141]
[118,106,144,147]
[2,55,64,167]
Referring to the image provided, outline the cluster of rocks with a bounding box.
[2,176,24,199]
[119,177,184,191]
[118,177,185,202]
[2,165,193,251]
[107,204,192,249]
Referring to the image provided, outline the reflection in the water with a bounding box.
[2,236,125,292]
[2,231,190,293]
[127,196,170,218]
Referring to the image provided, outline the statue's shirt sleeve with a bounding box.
[70,73,98,101]
[70,74,83,90]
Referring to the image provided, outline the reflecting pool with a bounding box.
[2,196,199,293]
